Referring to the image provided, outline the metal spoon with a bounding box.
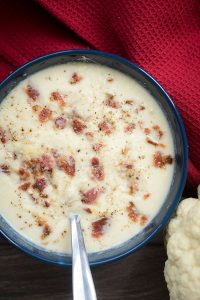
[70,214,97,300]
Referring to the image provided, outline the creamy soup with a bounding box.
[0,63,174,253]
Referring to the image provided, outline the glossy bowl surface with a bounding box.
[0,50,188,266]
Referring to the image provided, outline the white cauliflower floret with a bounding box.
[164,186,200,300]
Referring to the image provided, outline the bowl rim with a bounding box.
[0,49,188,267]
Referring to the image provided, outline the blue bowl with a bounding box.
[0,50,188,266]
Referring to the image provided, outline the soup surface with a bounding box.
[0,63,174,253]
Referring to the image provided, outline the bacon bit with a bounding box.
[124,123,135,133]
[143,193,151,200]
[92,217,108,238]
[127,202,139,222]
[152,125,160,131]
[54,116,67,129]
[120,161,133,168]
[144,128,151,135]
[105,94,119,109]
[139,105,145,111]
[25,85,39,101]
[41,193,48,198]
[85,132,94,139]
[140,215,148,226]
[41,223,51,239]
[135,106,145,113]
[64,156,75,176]
[37,217,46,226]
[39,155,53,172]
[152,125,164,139]
[159,143,165,148]
[38,107,52,123]
[92,143,104,152]
[91,157,100,166]
[127,202,148,227]
[153,151,173,168]
[32,105,41,112]
[81,188,99,204]
[107,76,113,82]
[129,181,138,195]
[121,147,129,155]
[125,100,134,105]
[37,219,52,241]
[125,163,134,170]
[69,72,82,84]
[146,137,165,148]
[24,158,40,172]
[18,168,30,180]
[158,130,164,139]
[0,128,7,144]
[164,155,173,164]
[146,137,158,146]
[24,158,42,176]
[91,157,104,181]
[50,91,65,107]
[98,121,112,135]
[44,201,50,208]
[119,162,135,178]
[0,164,10,174]
[19,182,31,191]
[84,208,92,214]
[33,178,47,192]
[72,118,86,134]
[57,155,76,176]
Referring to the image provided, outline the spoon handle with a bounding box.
[70,214,97,300]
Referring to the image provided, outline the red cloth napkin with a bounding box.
[0,0,199,194]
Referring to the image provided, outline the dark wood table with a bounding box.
[0,232,169,300]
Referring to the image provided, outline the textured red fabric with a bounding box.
[0,0,199,193]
